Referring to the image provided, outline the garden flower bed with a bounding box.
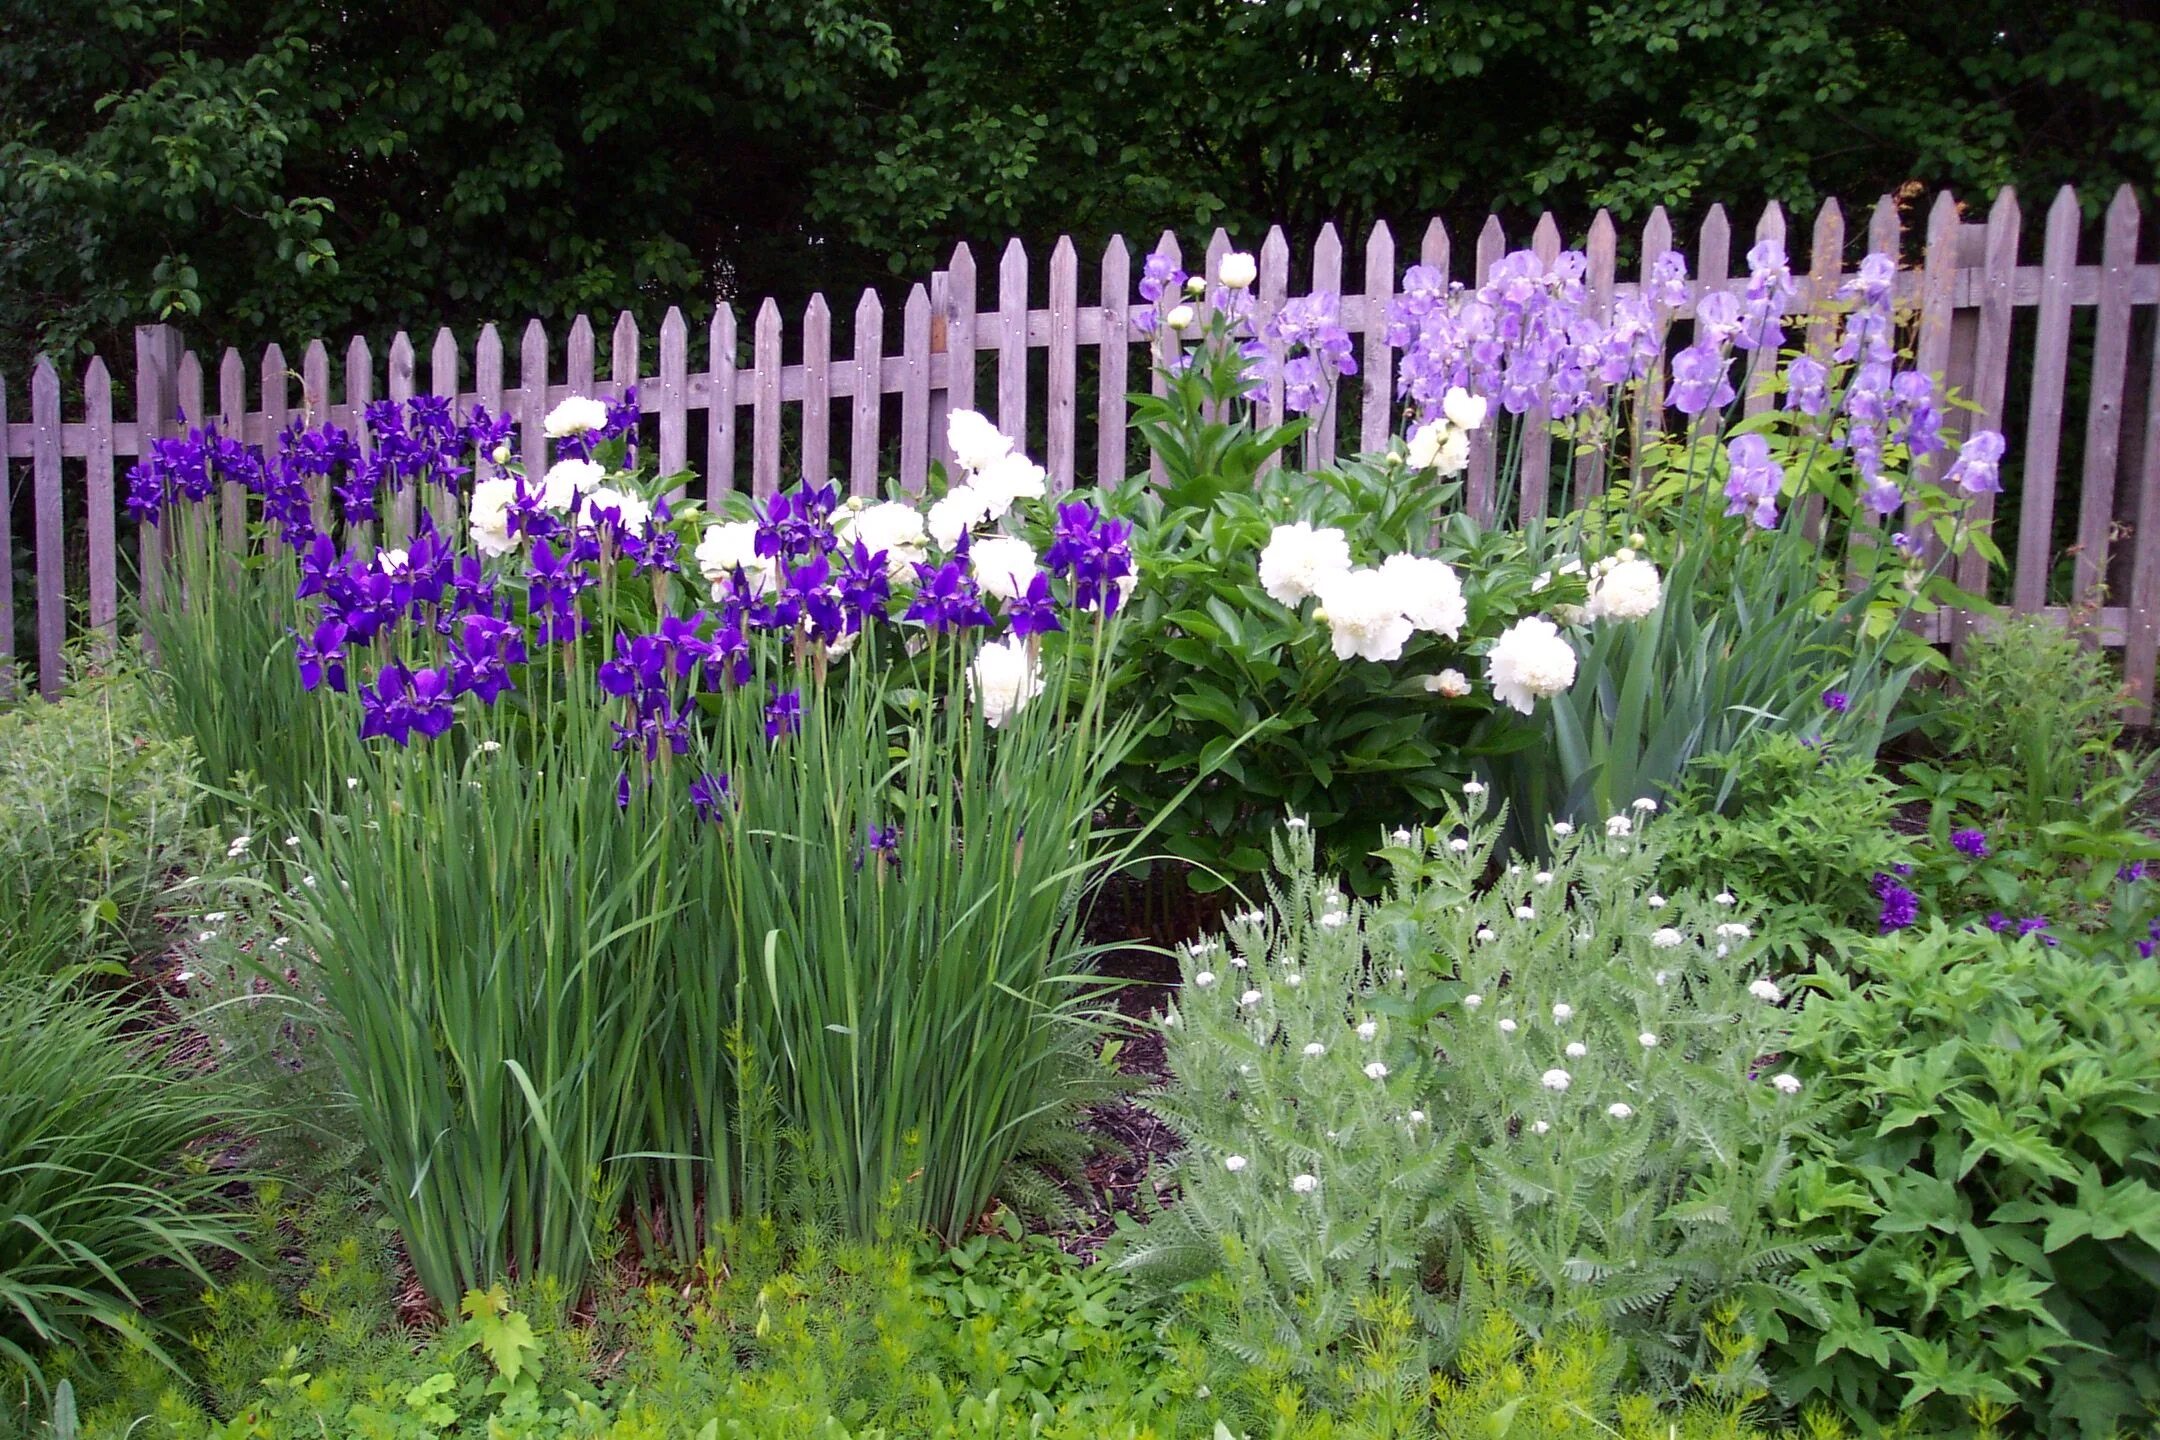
[5,239,2157,1440]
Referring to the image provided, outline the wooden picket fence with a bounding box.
[5,184,2159,711]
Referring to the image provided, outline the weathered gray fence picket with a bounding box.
[6,184,2160,714]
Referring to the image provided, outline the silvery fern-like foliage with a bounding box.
[1119,798,1830,1400]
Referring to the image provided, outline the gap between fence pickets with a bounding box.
[4,187,2159,702]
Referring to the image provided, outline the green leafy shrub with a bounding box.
[1660,732,1913,960]
[0,984,253,1387]
[1123,811,1825,1398]
[1777,923,2160,1437]
[0,660,204,985]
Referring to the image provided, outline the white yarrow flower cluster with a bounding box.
[1540,1068,1571,1092]
[1290,1173,1319,1193]
[1485,616,1578,714]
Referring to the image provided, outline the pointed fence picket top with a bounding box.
[31,358,63,698]
[709,302,738,500]
[2074,185,2141,615]
[1360,220,1397,455]
[1096,236,1131,487]
[1518,213,1564,520]
[567,315,597,398]
[10,183,2160,711]
[658,306,689,486]
[899,286,932,492]
[1046,237,1079,490]
[849,289,883,497]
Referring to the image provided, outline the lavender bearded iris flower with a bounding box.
[1723,433,1784,528]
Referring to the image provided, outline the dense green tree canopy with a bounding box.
[4,0,2156,371]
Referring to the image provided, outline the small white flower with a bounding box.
[1424,668,1471,698]
[1219,251,1258,289]
[1364,1062,1390,1080]
[1239,989,1264,1006]
[1654,970,1671,986]
[1463,993,1483,1010]
[203,911,228,923]
[1230,957,1248,969]
[1540,1068,1572,1092]
[302,875,318,888]
[1565,1041,1588,1059]
[1608,1102,1635,1119]
[1632,797,1658,813]
[1285,816,1309,831]
[1462,781,1486,797]
[1319,912,1348,929]
[1535,871,1553,886]
[1290,1173,1320,1194]
[345,777,360,790]
[283,835,302,846]
[270,936,292,951]
[1639,1031,1659,1048]
[1714,891,1736,906]
[1284,974,1303,988]
[1303,1042,1327,1057]
[1652,927,1684,948]
[1409,1109,1426,1123]
[1224,1154,1249,1172]
[1749,978,1783,1003]
[1356,1020,1379,1040]
[1532,1120,1552,1135]
[1449,837,1471,853]
[195,931,217,944]
[1646,894,1667,909]
[1188,939,1221,958]
[1476,927,1497,943]
[1192,971,1216,989]
[1716,922,1753,940]
[1551,1002,1574,1021]
[1498,1018,1518,1034]
[226,834,252,858]
[1390,827,1414,845]
[1771,1072,1803,1095]
[174,970,194,984]
[1606,814,1633,838]
[1515,905,1536,921]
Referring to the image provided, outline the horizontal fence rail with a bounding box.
[5,185,2159,712]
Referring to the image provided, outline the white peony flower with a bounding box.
[1425,667,1471,697]
[1771,1073,1803,1095]
[1224,1154,1249,1172]
[836,501,930,578]
[544,395,609,438]
[1315,567,1415,662]
[1608,1103,1634,1119]
[1258,522,1353,606]
[1364,1062,1389,1080]
[967,637,1044,729]
[1290,1173,1319,1194]
[1749,978,1783,1003]
[1540,1068,1572,1092]
[696,521,774,595]
[972,451,1048,515]
[540,458,605,510]
[468,477,522,556]
[1377,554,1468,637]
[1406,419,1472,476]
[1584,556,1663,622]
[969,535,1040,601]
[1652,927,1684,948]
[1442,386,1489,432]
[927,485,996,548]
[946,409,1014,473]
[584,485,651,533]
[1485,616,1578,714]
[375,547,409,575]
[1219,252,1258,289]
[1166,303,1197,331]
